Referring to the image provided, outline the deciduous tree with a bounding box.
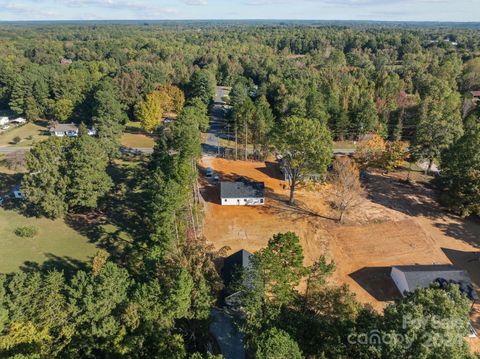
[328,156,365,223]
[275,116,332,205]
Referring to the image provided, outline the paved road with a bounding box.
[210,309,245,359]
[202,86,228,156]
[0,146,29,154]
[333,148,355,155]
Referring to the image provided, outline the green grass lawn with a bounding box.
[0,208,100,273]
[0,122,49,147]
[121,133,155,148]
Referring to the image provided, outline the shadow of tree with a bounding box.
[19,253,88,279]
[0,172,21,193]
[255,161,284,181]
[434,219,480,248]
[365,172,442,218]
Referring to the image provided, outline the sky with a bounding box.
[0,0,478,22]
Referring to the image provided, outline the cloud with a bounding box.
[245,0,449,5]
[183,0,208,5]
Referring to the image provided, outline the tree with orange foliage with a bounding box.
[353,134,386,169]
[354,134,409,171]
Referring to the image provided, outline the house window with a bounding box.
[244,199,247,202]
[224,199,227,202]
[260,199,264,204]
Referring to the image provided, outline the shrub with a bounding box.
[14,226,38,238]
[11,136,22,144]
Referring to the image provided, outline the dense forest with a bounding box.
[0,22,480,358]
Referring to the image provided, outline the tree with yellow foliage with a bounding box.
[135,85,185,132]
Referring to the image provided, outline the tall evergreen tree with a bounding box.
[22,137,70,218]
[92,79,126,157]
[414,81,463,172]
[66,124,112,211]
[438,116,480,217]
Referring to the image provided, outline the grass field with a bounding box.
[121,133,155,148]
[0,208,100,273]
[0,122,49,147]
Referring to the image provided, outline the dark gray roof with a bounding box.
[392,265,478,300]
[220,180,264,199]
[221,249,253,286]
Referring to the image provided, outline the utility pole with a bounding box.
[244,118,247,161]
[235,122,238,160]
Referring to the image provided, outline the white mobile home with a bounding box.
[220,180,265,206]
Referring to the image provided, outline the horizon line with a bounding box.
[0,19,479,24]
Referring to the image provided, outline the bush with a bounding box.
[14,226,38,238]
[11,136,22,144]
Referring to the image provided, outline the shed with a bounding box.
[220,179,265,206]
[391,265,478,301]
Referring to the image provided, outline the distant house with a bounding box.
[277,154,324,182]
[50,123,79,137]
[220,179,265,206]
[49,123,96,137]
[0,117,9,126]
[10,118,26,125]
[60,58,73,66]
[471,91,480,101]
[391,265,478,301]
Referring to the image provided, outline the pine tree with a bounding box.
[438,116,480,217]
[22,137,70,218]
[92,79,126,157]
[414,81,463,172]
[66,124,112,211]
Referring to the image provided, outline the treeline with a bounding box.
[0,23,480,357]
[2,81,224,357]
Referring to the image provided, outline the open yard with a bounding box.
[121,133,155,148]
[0,121,48,147]
[0,208,100,273]
[200,156,480,324]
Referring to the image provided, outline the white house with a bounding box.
[50,123,79,137]
[0,117,9,126]
[390,265,478,300]
[220,179,265,206]
[49,123,97,137]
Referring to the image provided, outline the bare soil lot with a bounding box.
[201,157,480,316]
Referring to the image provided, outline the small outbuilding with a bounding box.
[220,179,265,206]
[391,264,478,301]
[0,117,9,126]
